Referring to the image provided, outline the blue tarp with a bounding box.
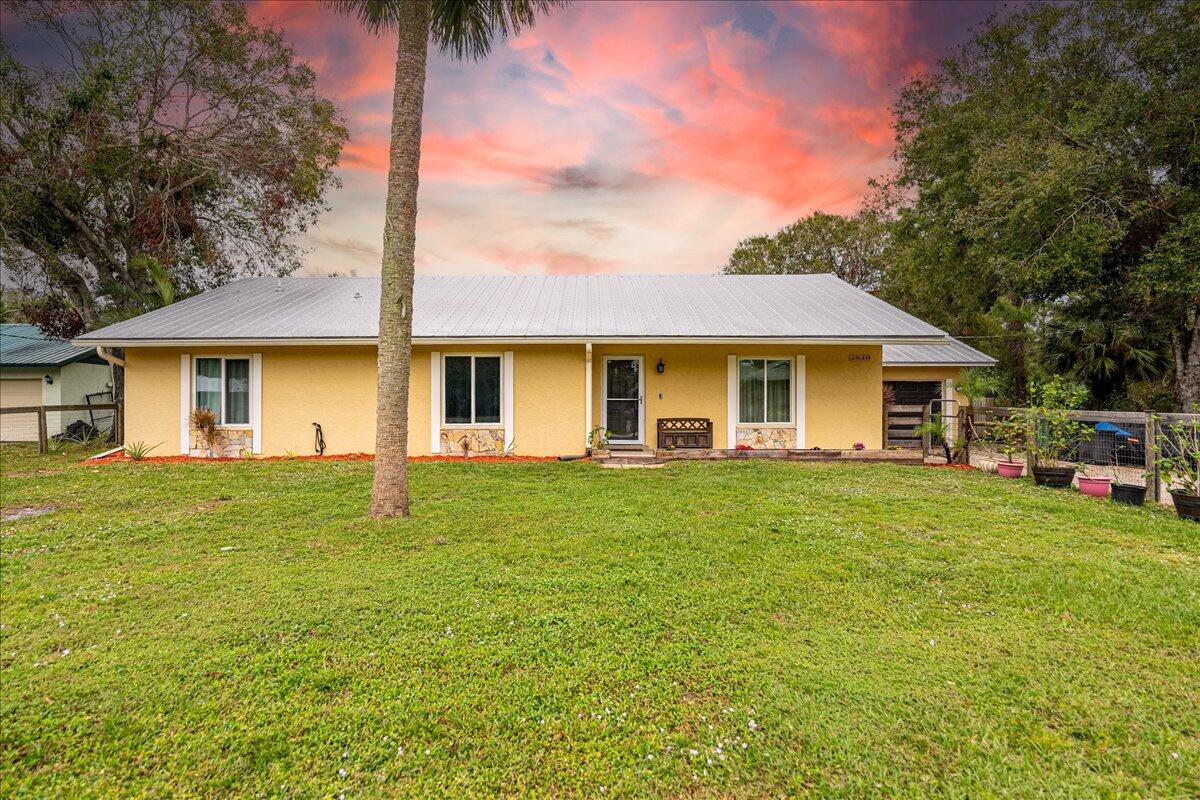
[1095,421,1132,437]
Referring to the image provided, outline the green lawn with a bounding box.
[1,444,1197,798]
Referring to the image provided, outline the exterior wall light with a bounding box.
[43,374,53,385]
[656,359,665,374]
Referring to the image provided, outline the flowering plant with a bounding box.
[853,442,865,451]
[735,443,753,451]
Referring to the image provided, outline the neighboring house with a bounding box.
[75,275,993,458]
[1,323,113,442]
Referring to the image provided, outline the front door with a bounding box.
[603,356,643,444]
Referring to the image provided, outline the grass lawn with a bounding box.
[1,444,1197,798]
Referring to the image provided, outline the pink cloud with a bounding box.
[235,0,995,274]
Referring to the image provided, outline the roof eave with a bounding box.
[74,334,949,347]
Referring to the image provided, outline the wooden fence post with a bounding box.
[1145,414,1158,503]
[36,407,48,454]
[114,402,124,446]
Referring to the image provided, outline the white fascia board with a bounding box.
[78,335,949,347]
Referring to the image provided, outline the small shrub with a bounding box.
[123,441,161,461]
[588,426,610,450]
[189,407,219,453]
[853,442,865,451]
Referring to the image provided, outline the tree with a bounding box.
[877,0,1199,410]
[1,0,347,429]
[721,210,888,290]
[326,0,567,518]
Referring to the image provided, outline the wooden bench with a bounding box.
[657,418,713,449]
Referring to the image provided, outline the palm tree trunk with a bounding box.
[370,0,429,518]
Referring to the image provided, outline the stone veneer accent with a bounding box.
[440,428,505,456]
[735,426,796,450]
[191,427,253,458]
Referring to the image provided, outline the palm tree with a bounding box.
[326,0,567,517]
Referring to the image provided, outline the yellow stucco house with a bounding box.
[74,275,993,458]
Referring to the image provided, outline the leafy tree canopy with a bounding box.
[721,210,887,291]
[876,0,1199,409]
[0,0,348,334]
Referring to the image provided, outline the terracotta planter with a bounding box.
[1031,465,1075,488]
[995,460,1025,478]
[1111,483,1146,506]
[1170,491,1200,522]
[1077,475,1112,498]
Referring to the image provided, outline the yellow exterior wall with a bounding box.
[591,344,883,449]
[125,342,889,457]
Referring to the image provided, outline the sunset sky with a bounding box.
[10,1,1001,277]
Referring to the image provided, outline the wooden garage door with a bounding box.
[1,379,42,441]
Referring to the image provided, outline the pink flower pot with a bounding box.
[1077,476,1112,498]
[996,460,1025,478]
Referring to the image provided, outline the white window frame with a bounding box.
[734,356,795,427]
[441,353,503,428]
[193,355,253,429]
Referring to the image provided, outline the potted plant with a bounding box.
[1075,463,1112,498]
[984,415,1026,478]
[1154,413,1200,522]
[1024,378,1093,489]
[1109,443,1147,506]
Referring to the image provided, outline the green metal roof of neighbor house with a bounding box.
[76,275,952,345]
[1,323,104,367]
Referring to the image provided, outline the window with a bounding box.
[444,355,501,425]
[738,358,791,424]
[195,357,250,425]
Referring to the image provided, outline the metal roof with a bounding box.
[1,324,102,367]
[76,275,950,344]
[883,338,997,367]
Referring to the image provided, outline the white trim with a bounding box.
[179,354,190,455]
[732,356,797,428]
[502,351,514,453]
[726,355,737,449]
[584,343,593,449]
[795,355,806,448]
[600,355,645,445]
[429,351,441,454]
[944,378,957,444]
[77,335,950,348]
[250,353,262,454]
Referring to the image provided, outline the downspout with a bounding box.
[96,346,125,444]
[96,345,125,368]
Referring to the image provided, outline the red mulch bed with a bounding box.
[923,462,977,470]
[87,453,562,465]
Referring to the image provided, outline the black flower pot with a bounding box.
[1031,465,1075,488]
[1170,491,1200,522]
[1111,483,1147,507]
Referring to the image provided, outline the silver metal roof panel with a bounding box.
[77,275,950,344]
[883,338,997,366]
